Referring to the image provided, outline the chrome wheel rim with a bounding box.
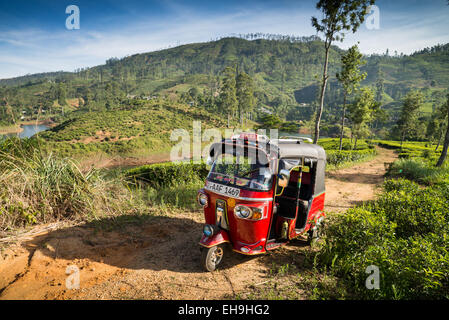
[211,247,223,265]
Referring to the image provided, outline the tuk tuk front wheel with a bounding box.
[201,244,225,272]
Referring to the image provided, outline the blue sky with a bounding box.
[0,0,448,79]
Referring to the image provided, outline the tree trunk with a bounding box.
[436,117,449,167]
[313,42,330,144]
[435,129,443,152]
[339,94,347,151]
[400,130,406,152]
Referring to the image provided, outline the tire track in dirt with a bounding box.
[0,147,397,300]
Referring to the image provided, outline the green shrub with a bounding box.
[317,179,449,299]
[386,158,449,185]
[326,149,377,167]
[318,138,369,151]
[126,161,209,188]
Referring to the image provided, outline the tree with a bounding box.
[375,69,385,102]
[396,90,424,150]
[336,44,366,151]
[311,0,375,143]
[236,72,256,126]
[57,82,67,106]
[219,66,238,127]
[347,87,378,149]
[436,93,449,167]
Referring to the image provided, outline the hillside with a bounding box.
[1,36,448,138]
[38,99,229,158]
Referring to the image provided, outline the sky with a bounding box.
[0,0,448,79]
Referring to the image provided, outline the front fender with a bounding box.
[199,229,230,248]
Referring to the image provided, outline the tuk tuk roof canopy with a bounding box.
[270,139,326,161]
[210,136,326,161]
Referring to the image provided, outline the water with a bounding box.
[1,124,49,139]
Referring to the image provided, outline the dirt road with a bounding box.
[0,147,396,300]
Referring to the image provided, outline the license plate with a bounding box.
[206,181,241,198]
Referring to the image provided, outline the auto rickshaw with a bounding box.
[197,133,326,271]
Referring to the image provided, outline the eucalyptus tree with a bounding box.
[347,87,377,149]
[311,0,375,143]
[336,44,367,151]
[219,66,238,127]
[396,90,424,150]
[236,71,256,126]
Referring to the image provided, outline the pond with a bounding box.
[1,124,50,139]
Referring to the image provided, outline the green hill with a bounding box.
[1,36,448,141]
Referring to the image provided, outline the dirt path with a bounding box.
[0,147,397,300]
[325,147,397,212]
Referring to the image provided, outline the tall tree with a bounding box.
[396,90,424,150]
[311,0,375,143]
[436,94,449,167]
[375,69,385,102]
[336,44,366,151]
[219,66,238,127]
[347,87,377,149]
[236,72,256,126]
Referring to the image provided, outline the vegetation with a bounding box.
[336,44,367,150]
[311,140,449,299]
[0,139,144,234]
[316,178,449,299]
[38,99,228,159]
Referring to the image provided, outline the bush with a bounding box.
[317,179,449,299]
[326,149,377,167]
[386,158,449,185]
[126,161,209,188]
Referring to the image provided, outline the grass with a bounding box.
[386,158,449,185]
[0,138,149,236]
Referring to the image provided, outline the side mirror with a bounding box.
[277,169,290,188]
[206,156,214,166]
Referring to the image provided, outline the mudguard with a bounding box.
[199,229,230,248]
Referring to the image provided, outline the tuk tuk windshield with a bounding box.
[207,152,273,191]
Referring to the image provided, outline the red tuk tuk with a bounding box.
[197,133,326,271]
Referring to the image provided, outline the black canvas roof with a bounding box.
[270,139,326,160]
[209,137,326,161]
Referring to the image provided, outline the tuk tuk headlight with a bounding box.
[203,224,214,237]
[197,193,208,207]
[234,205,253,219]
[234,205,266,220]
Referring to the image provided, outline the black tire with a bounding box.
[201,244,225,272]
[306,227,319,245]
[307,218,324,245]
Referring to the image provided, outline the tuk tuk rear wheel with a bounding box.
[307,228,319,245]
[307,217,324,245]
[201,244,225,272]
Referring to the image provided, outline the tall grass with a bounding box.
[0,138,144,234]
[386,158,449,185]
